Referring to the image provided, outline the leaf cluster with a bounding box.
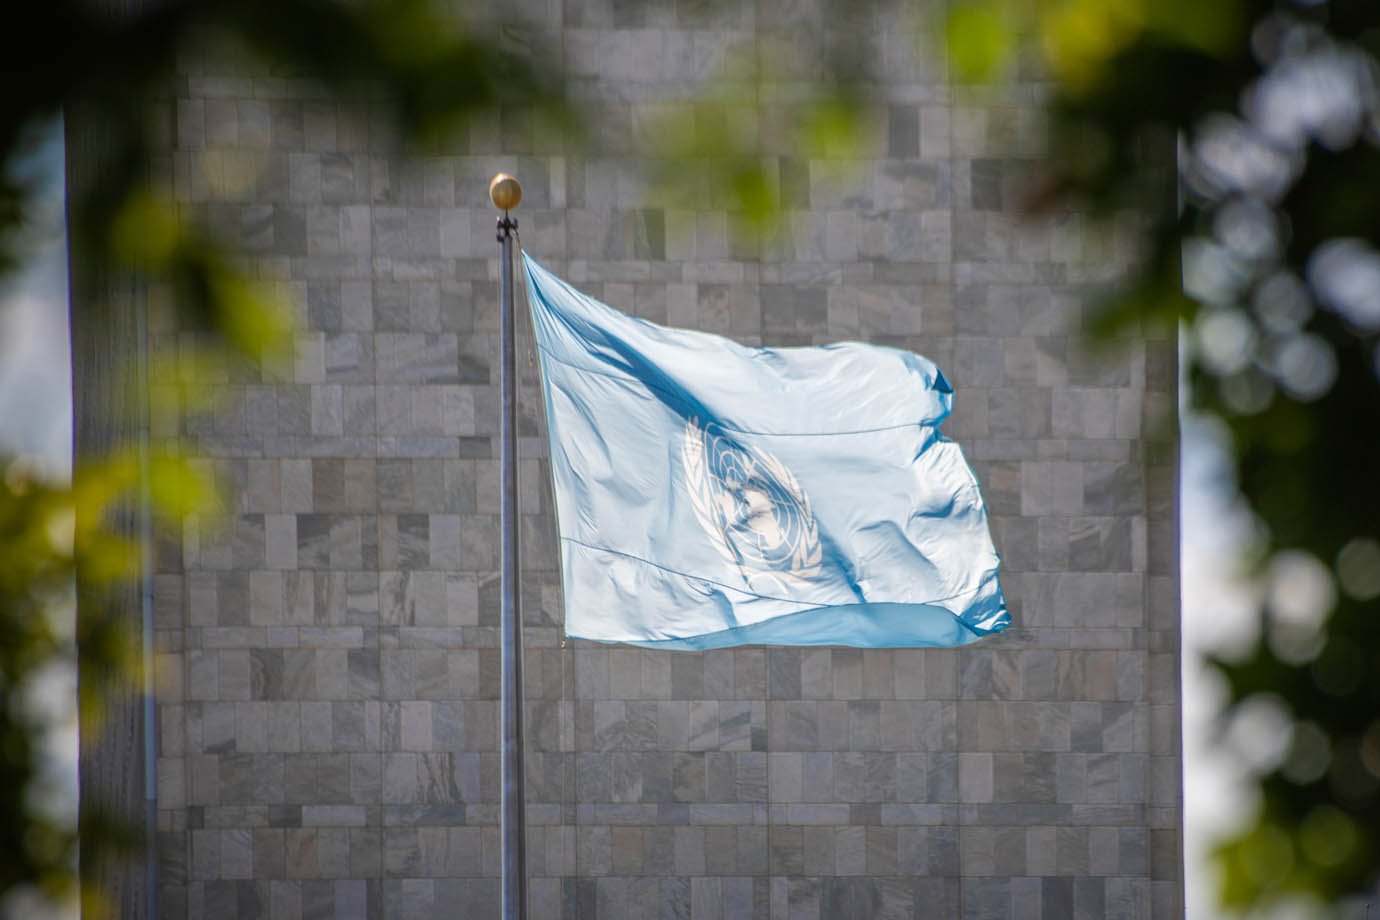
[0,0,570,912]
[946,0,1380,911]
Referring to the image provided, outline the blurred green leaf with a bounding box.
[145,455,218,522]
[946,2,1018,82]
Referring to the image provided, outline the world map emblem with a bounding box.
[682,418,823,589]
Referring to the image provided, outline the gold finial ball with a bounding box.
[489,173,522,211]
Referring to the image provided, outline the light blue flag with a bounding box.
[524,254,1010,650]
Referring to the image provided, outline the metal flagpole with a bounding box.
[490,172,527,920]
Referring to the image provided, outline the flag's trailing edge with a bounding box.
[523,253,1010,650]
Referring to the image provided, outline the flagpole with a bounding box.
[490,172,527,920]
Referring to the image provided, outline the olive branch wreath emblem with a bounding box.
[681,417,823,589]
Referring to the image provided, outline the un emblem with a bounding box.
[682,418,823,589]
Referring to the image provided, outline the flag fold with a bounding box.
[524,253,1009,650]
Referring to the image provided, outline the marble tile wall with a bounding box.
[149,1,1180,916]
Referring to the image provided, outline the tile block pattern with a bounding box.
[148,2,1180,918]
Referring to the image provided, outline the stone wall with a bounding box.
[68,121,152,920]
[142,2,1181,917]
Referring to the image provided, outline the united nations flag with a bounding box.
[523,254,1010,650]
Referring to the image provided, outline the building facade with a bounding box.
[75,2,1181,917]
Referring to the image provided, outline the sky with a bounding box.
[1180,413,1261,918]
[0,119,78,920]
[0,119,1253,917]
[0,119,71,479]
